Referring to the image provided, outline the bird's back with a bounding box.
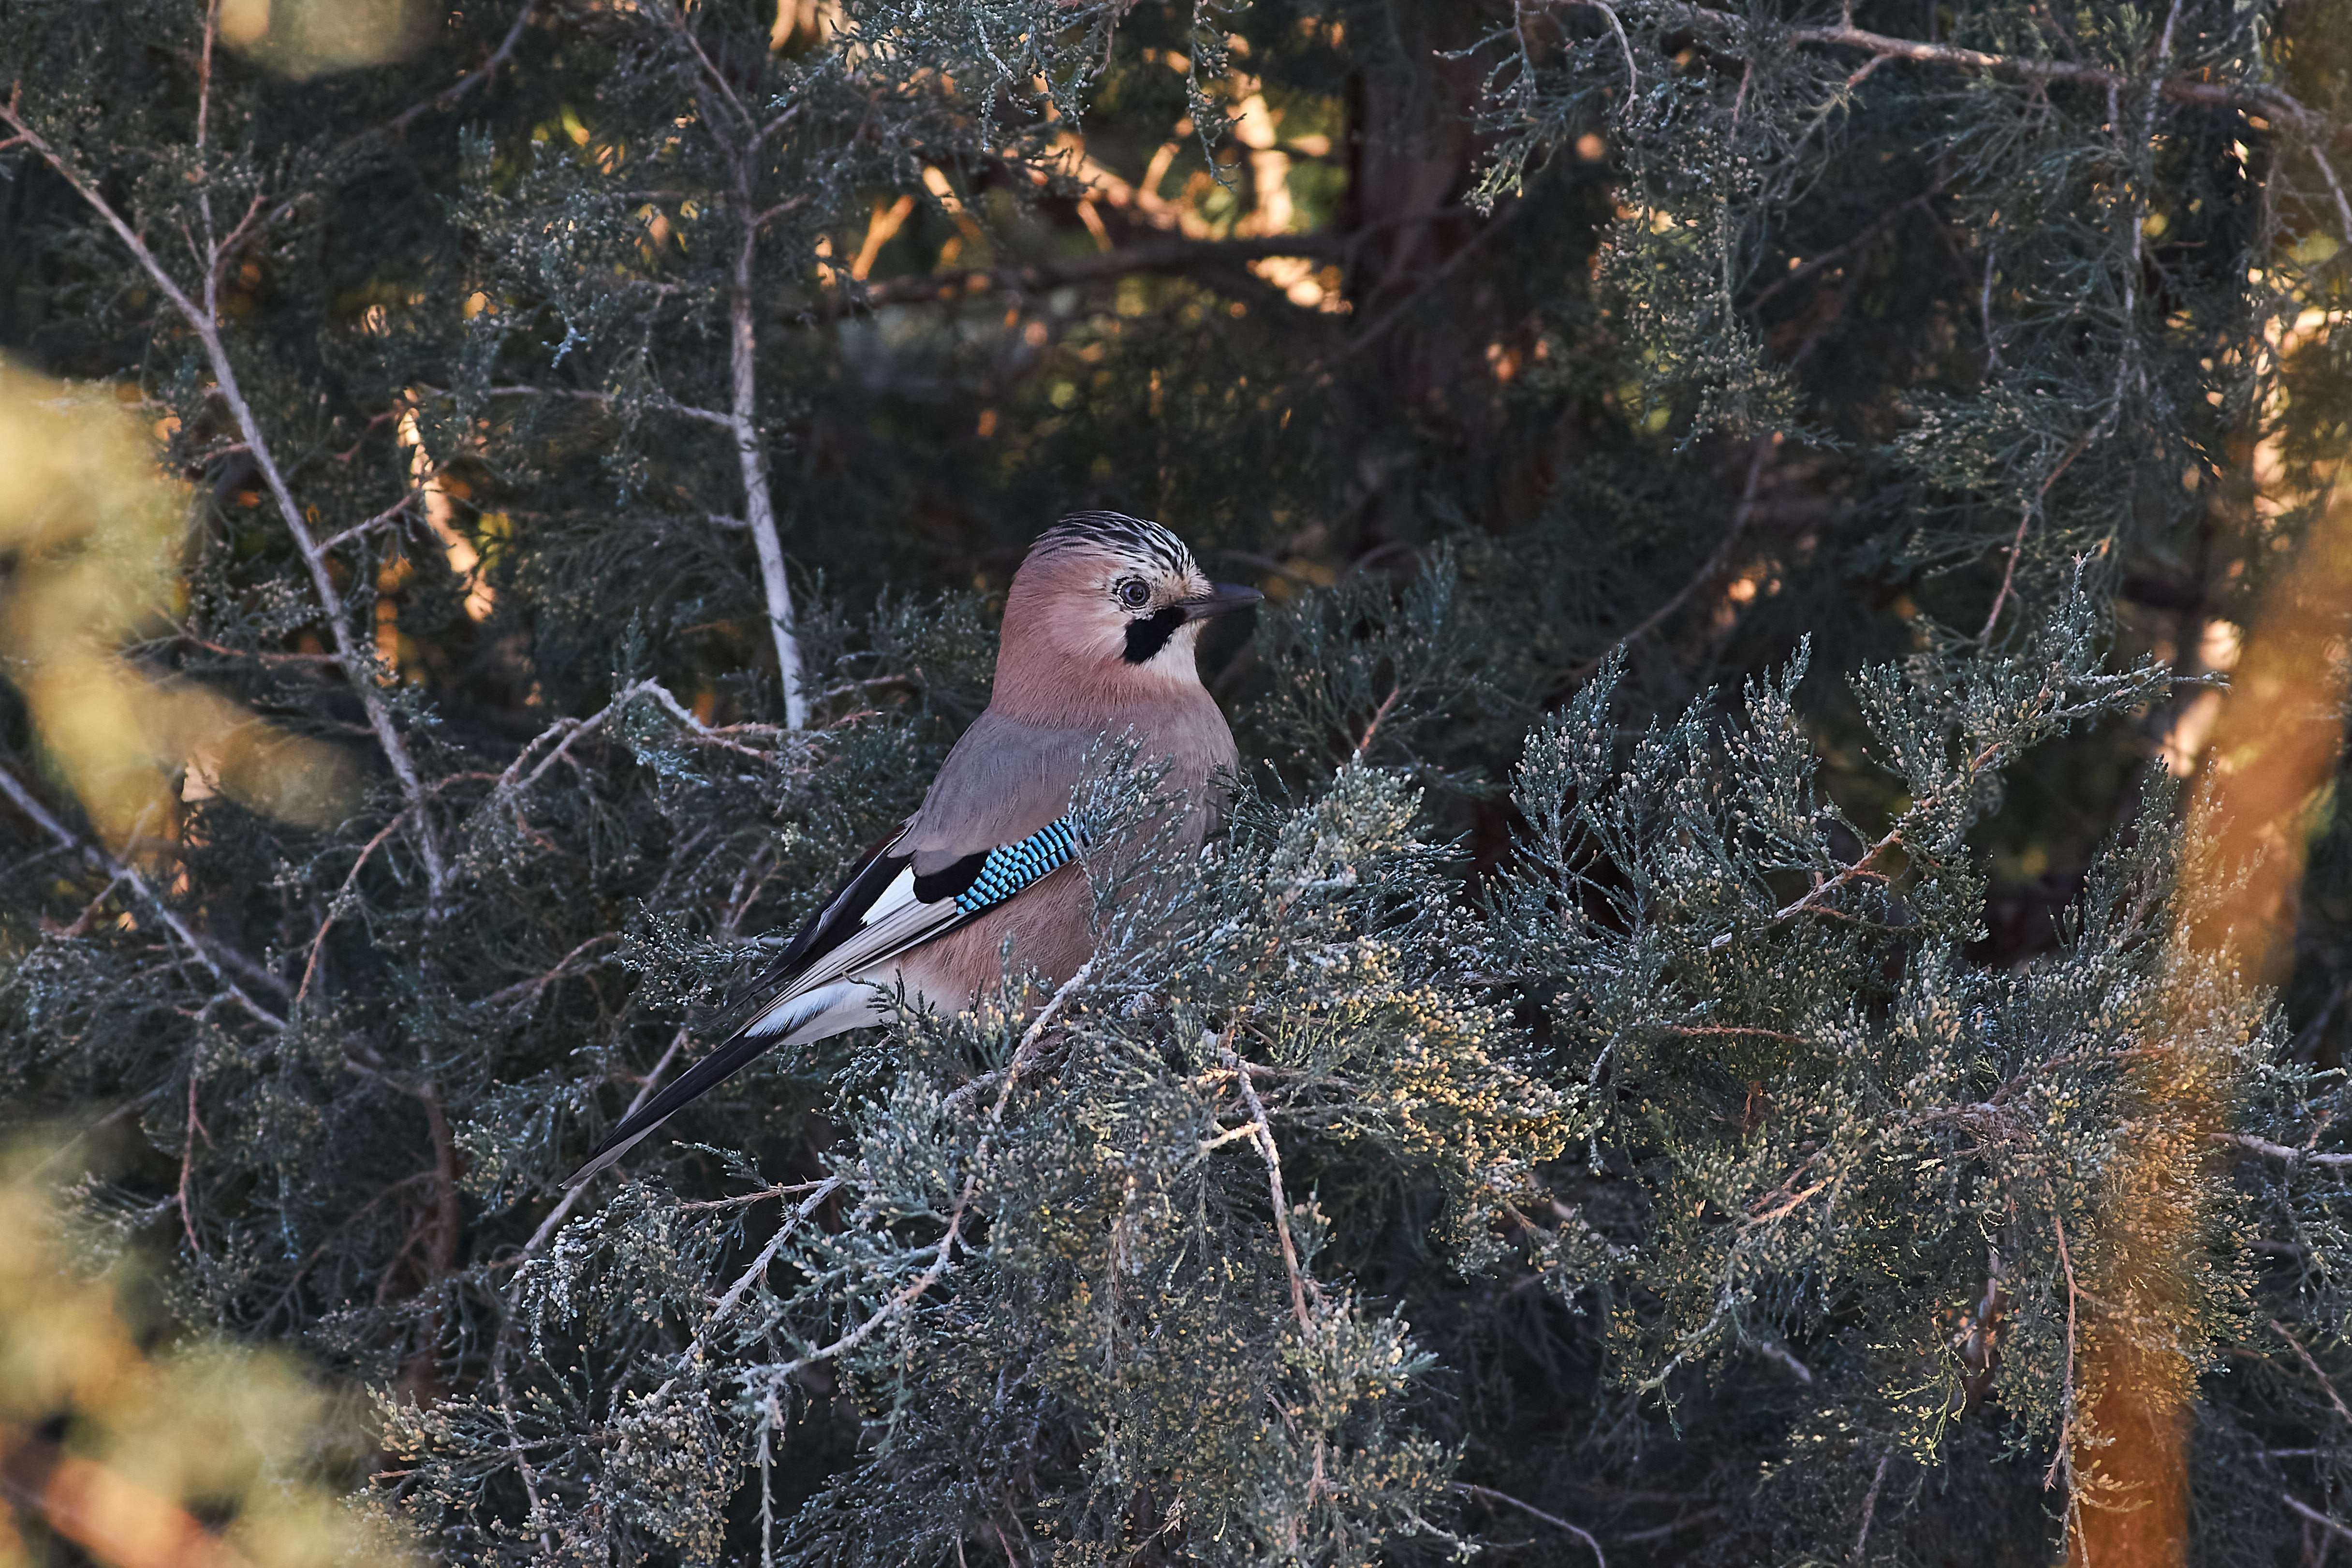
[902,688,1238,870]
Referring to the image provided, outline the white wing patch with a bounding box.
[862,867,919,927]
[745,980,864,1040]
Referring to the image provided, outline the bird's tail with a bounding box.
[561,982,874,1187]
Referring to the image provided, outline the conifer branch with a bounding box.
[0,102,453,903]
[1635,1,2334,138]
[752,957,1095,1387]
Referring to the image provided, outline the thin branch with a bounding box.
[727,146,807,730]
[1628,1,2330,134]
[1979,433,2091,642]
[1351,684,1402,762]
[2284,1494,2352,1545]
[480,933,621,1007]
[373,0,541,140]
[294,811,410,1006]
[1578,433,1776,680]
[750,958,1096,1389]
[2269,1319,2352,1431]
[195,0,220,154]
[0,763,286,1029]
[1709,823,1899,951]
[316,489,423,554]
[1566,0,1637,110]
[470,384,736,427]
[2213,1131,2352,1168]
[677,1178,836,1212]
[1453,1483,1607,1567]
[1851,1452,1889,1563]
[665,0,755,135]
[2046,1209,2080,1491]
[1219,1038,1318,1333]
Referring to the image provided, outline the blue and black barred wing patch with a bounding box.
[951,819,1080,914]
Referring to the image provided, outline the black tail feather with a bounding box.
[561,1024,782,1188]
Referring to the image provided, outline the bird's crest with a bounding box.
[1031,512,1197,578]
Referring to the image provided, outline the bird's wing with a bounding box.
[898,712,1101,870]
[561,726,1099,1188]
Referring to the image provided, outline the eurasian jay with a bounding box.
[563,513,1261,1185]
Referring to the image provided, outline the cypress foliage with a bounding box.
[1,0,2349,1562]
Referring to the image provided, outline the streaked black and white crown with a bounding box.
[1031,511,1196,578]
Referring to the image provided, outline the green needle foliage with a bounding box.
[2,0,2351,1562]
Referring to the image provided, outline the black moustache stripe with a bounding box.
[1122,605,1188,664]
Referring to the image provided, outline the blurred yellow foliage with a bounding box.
[0,1143,408,1568]
[218,0,434,78]
[0,361,355,847]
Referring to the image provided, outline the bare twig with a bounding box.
[1453,1483,1607,1567]
[1979,433,2091,642]
[315,490,423,554]
[2284,1494,2352,1545]
[677,1179,835,1212]
[1851,1452,1889,1563]
[0,763,286,1029]
[1568,0,1637,111]
[294,811,411,1007]
[2213,1131,2352,1168]
[2046,1209,2080,1491]
[374,0,541,140]
[1624,0,2328,134]
[2269,1319,2352,1430]
[480,933,621,1007]
[1582,434,1776,680]
[470,383,735,427]
[1351,684,1402,762]
[518,1028,694,1260]
[728,152,807,730]
[1218,1038,1320,1333]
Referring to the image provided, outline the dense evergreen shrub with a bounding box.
[2,0,2350,1560]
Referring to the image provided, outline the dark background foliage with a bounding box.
[2,0,2351,1561]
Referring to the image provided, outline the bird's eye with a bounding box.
[1116,579,1151,610]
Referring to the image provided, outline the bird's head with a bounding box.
[994,512,1263,715]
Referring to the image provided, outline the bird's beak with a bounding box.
[1178,582,1265,621]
